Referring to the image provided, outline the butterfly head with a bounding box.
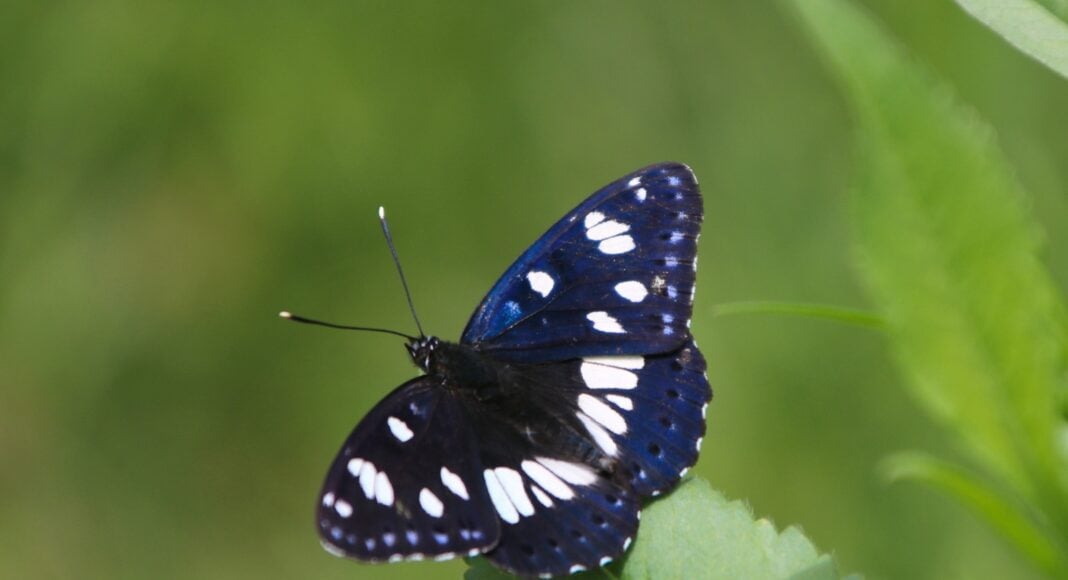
[405,336,439,372]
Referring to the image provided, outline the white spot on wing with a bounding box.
[614,280,648,303]
[358,462,377,500]
[530,485,554,507]
[587,311,625,334]
[598,235,635,254]
[570,565,587,574]
[440,466,470,500]
[628,176,641,187]
[577,411,618,456]
[387,416,414,442]
[483,469,520,524]
[606,394,634,410]
[635,187,647,201]
[526,271,555,297]
[535,457,598,486]
[322,492,335,507]
[584,211,605,229]
[375,472,394,506]
[580,361,638,390]
[346,457,364,477]
[578,394,627,435]
[495,467,534,517]
[521,460,574,500]
[335,499,353,518]
[419,488,445,518]
[586,219,630,241]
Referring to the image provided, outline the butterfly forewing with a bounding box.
[461,163,703,363]
[317,377,500,562]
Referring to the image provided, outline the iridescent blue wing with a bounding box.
[316,378,501,563]
[461,162,702,363]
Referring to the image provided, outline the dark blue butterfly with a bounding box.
[313,163,711,577]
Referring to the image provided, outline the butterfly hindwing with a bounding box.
[570,340,711,496]
[317,377,500,562]
[481,463,640,577]
[461,163,702,363]
[468,401,640,577]
[451,342,710,575]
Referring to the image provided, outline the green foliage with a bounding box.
[464,478,841,580]
[882,452,1064,573]
[793,0,1068,576]
[955,0,1068,79]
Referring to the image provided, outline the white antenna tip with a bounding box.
[279,311,292,319]
[378,206,386,220]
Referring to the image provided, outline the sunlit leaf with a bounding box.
[955,0,1068,80]
[465,478,841,580]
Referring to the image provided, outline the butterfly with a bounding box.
[310,162,711,577]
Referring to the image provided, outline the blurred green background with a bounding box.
[3,1,1067,579]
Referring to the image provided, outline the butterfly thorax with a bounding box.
[407,336,501,394]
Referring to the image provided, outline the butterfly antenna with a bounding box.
[378,206,426,338]
[278,311,417,341]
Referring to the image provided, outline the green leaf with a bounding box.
[955,0,1068,80]
[793,0,1068,497]
[713,301,885,329]
[790,0,1068,573]
[882,451,1066,574]
[464,478,842,580]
